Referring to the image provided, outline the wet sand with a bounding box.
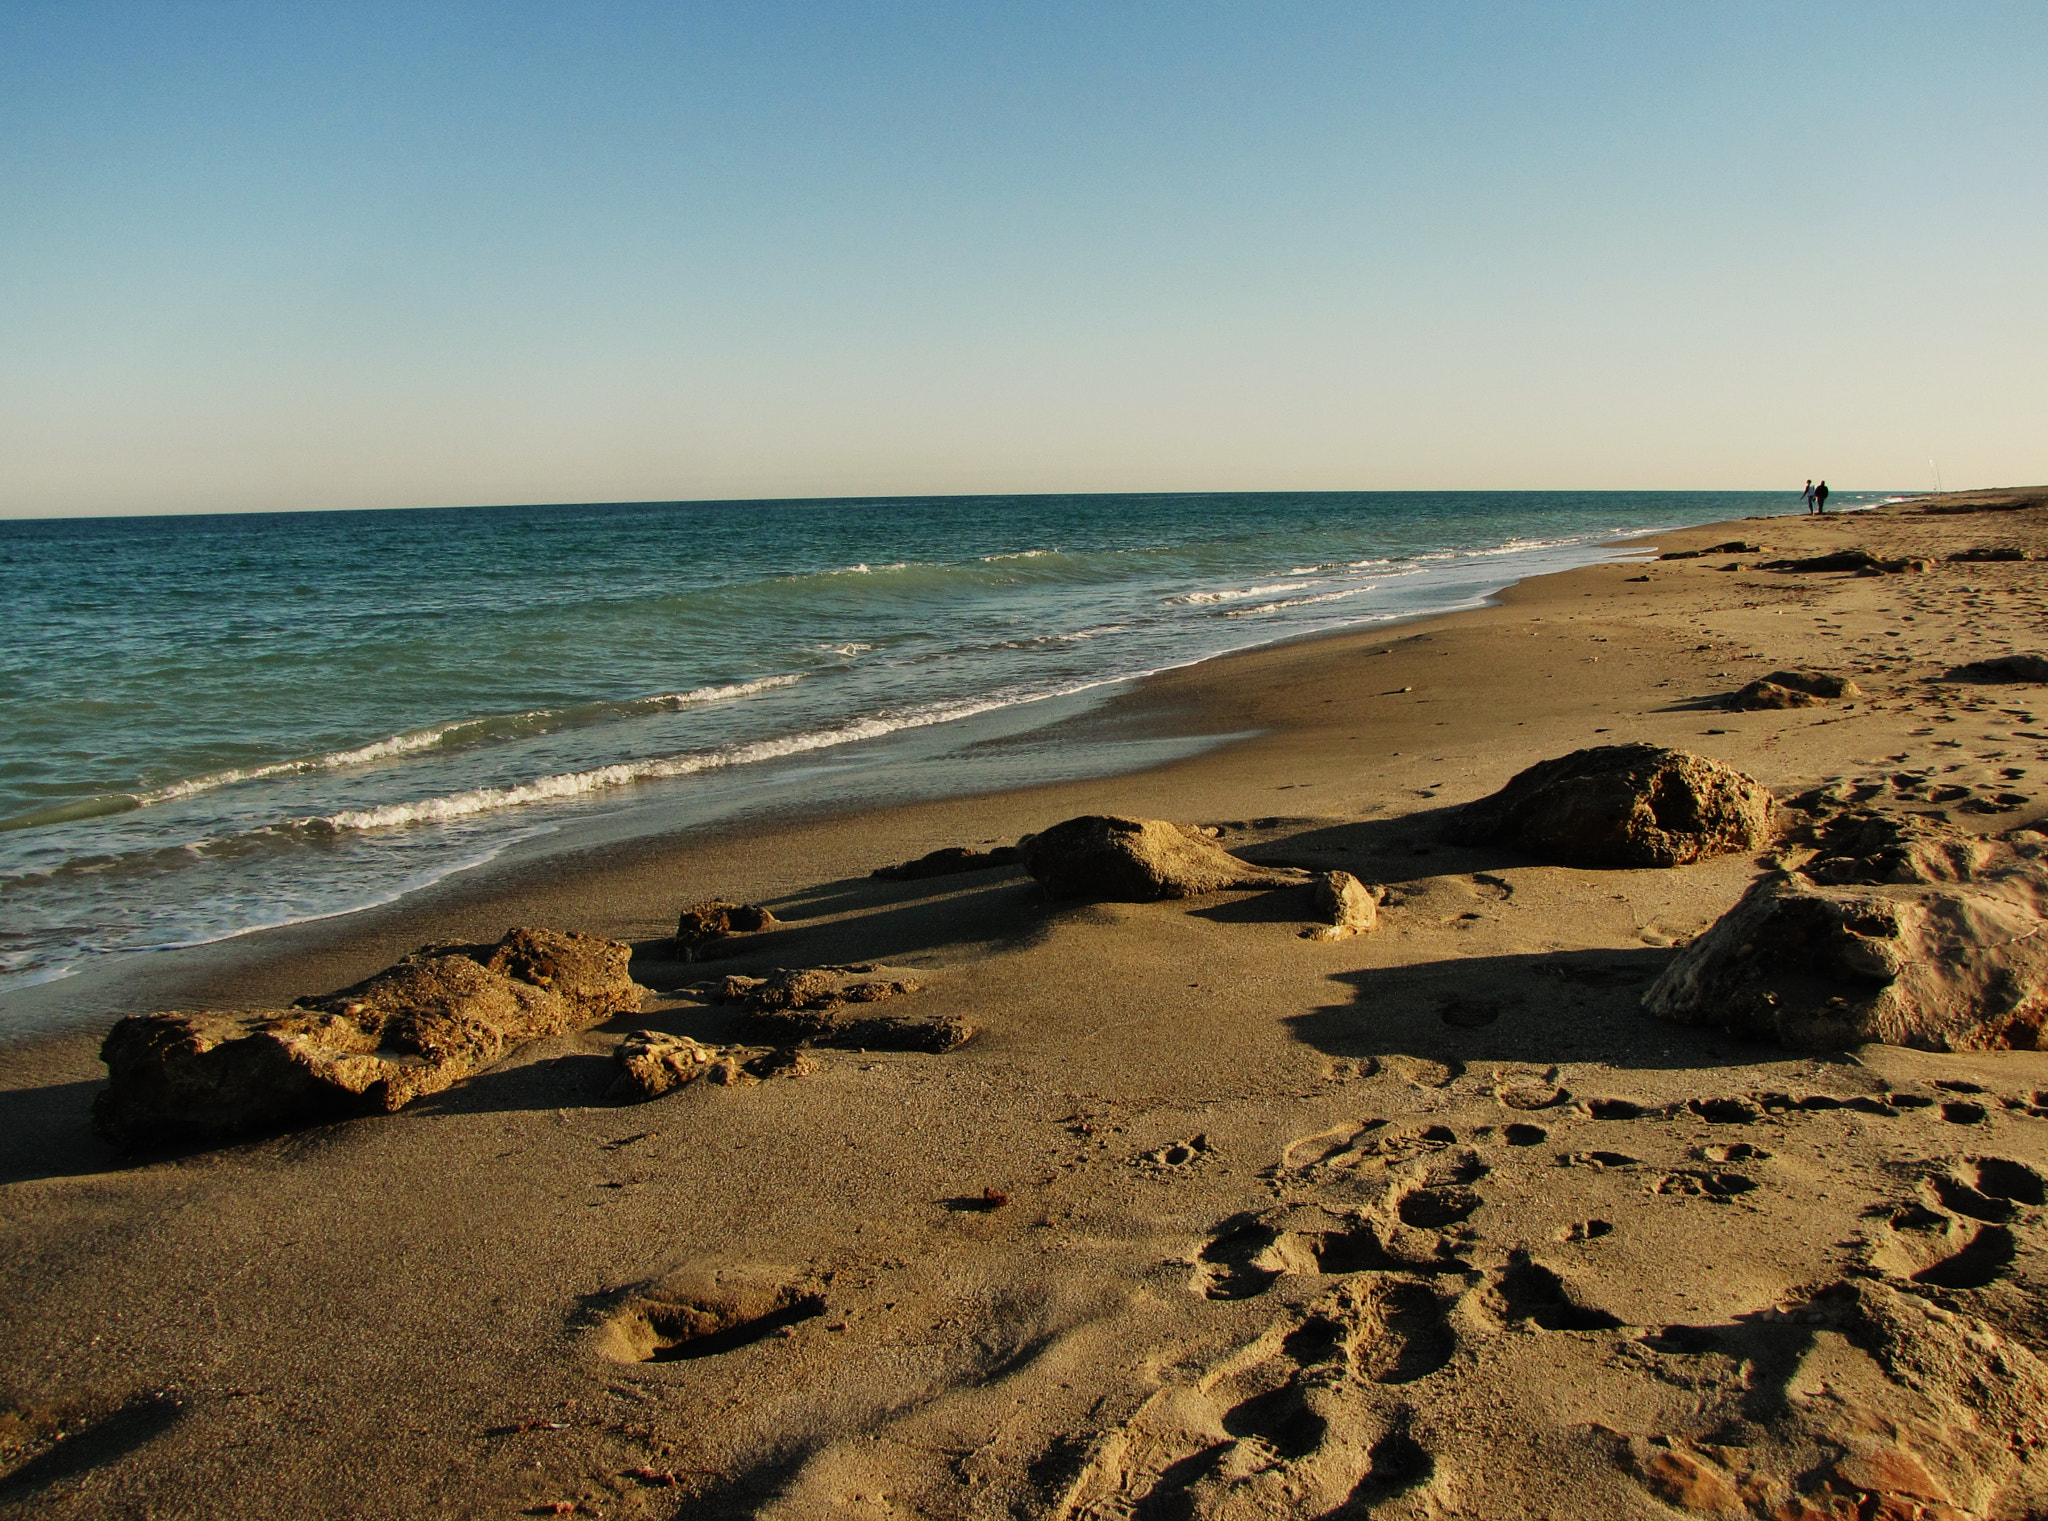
[5,490,2048,1519]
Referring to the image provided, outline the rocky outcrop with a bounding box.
[1730,680,1821,710]
[94,928,645,1149]
[871,845,1020,881]
[1445,745,1778,868]
[674,900,778,960]
[1300,871,1380,940]
[1729,671,1864,709]
[714,965,970,1053]
[1018,815,1310,901]
[1763,669,1862,699]
[1643,811,2048,1050]
[606,1030,812,1102]
[1955,653,2048,682]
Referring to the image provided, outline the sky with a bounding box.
[2,2,2044,517]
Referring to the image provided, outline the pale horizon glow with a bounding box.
[3,2,2044,518]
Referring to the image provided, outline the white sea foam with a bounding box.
[1221,587,1373,617]
[2,675,811,829]
[312,694,1019,833]
[1166,581,1317,606]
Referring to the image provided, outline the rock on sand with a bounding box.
[1446,743,1777,868]
[95,927,645,1149]
[1018,814,1310,901]
[1644,810,2048,1050]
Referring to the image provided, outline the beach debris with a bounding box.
[870,844,1021,881]
[593,1262,826,1364]
[1656,540,1762,559]
[715,964,970,1052]
[1643,809,2048,1049]
[1953,653,2048,683]
[944,1186,1010,1211]
[674,899,778,960]
[1444,744,1776,868]
[606,1030,813,1102]
[1299,870,1381,940]
[1017,814,1311,902]
[93,928,646,1149]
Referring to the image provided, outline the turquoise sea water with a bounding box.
[0,489,1891,995]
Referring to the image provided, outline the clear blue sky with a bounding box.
[3,2,2043,515]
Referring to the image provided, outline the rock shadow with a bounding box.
[0,1392,184,1502]
[626,876,1050,994]
[410,1052,622,1117]
[1287,948,1790,1075]
[1224,811,1561,877]
[0,1078,116,1185]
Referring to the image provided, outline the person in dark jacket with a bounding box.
[1815,480,1830,512]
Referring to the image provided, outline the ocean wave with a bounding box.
[1220,587,1373,617]
[1165,581,1318,606]
[309,694,1023,833]
[0,674,807,834]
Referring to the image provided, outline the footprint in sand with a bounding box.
[1553,1219,1615,1243]
[1487,1251,1622,1331]
[1141,1134,1217,1170]
[1049,1280,1453,1520]
[1653,1170,1759,1201]
[1194,1216,1287,1301]
[1866,1155,2041,1288]
[1562,1150,1642,1170]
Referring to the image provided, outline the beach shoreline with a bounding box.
[7,489,2048,1519]
[0,502,1790,1046]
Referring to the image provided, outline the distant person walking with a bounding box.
[1815,480,1830,513]
[1802,479,1815,513]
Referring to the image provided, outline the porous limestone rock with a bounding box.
[1611,1278,2048,1519]
[1445,744,1777,868]
[1730,679,1822,710]
[674,900,778,960]
[94,927,645,1149]
[716,964,970,1053]
[1761,669,1862,699]
[1300,870,1380,940]
[1956,653,2048,683]
[606,1030,812,1102]
[1643,810,2048,1050]
[1018,814,1310,901]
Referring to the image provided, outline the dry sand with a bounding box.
[6,491,2048,1519]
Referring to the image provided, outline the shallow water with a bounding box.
[0,489,1892,995]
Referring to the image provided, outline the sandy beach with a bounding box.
[6,490,2048,1519]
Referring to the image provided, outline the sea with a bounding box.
[0,489,1895,1002]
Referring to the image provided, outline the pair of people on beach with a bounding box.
[1802,479,1830,513]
